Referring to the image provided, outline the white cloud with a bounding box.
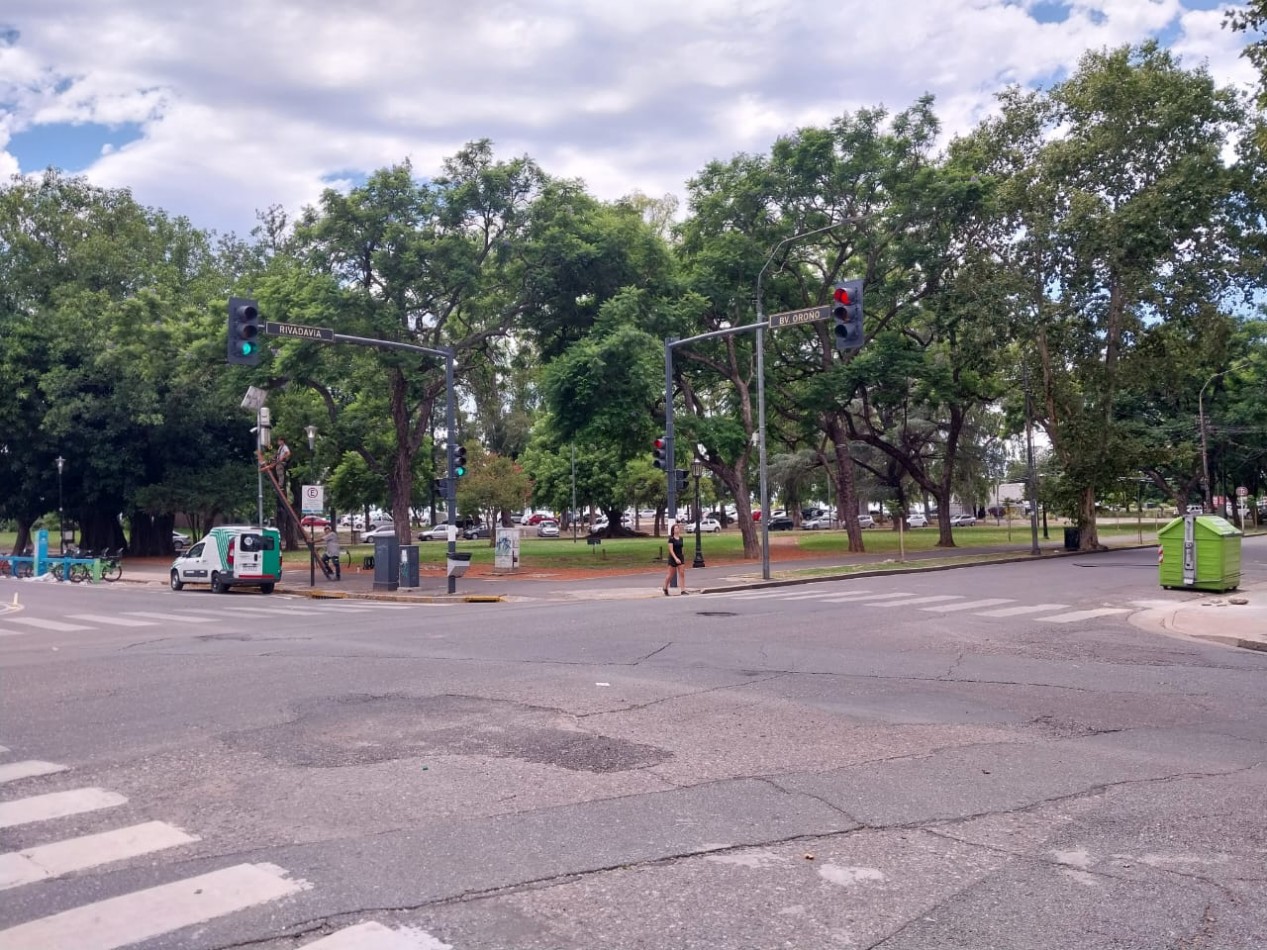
[0,0,1255,235]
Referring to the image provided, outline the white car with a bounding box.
[693,517,722,534]
[362,524,399,540]
[906,513,929,528]
[422,523,454,541]
[949,513,977,527]
[801,516,836,530]
[171,530,190,551]
[856,515,875,529]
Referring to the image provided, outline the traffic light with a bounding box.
[675,469,689,493]
[453,445,467,478]
[227,296,261,365]
[832,280,864,351]
[653,436,668,470]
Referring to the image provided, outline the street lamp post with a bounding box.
[55,456,66,555]
[1200,359,1251,514]
[691,459,705,568]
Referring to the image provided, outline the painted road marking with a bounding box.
[6,618,92,632]
[1038,607,1132,624]
[0,862,309,950]
[921,598,1015,613]
[0,761,68,785]
[0,820,199,890]
[0,788,127,829]
[122,612,219,623]
[976,603,1071,618]
[858,595,963,608]
[65,614,159,627]
[0,629,29,638]
[301,921,454,949]
[821,592,916,604]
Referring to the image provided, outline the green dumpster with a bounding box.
[1158,515,1241,592]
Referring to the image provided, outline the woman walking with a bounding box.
[663,522,687,595]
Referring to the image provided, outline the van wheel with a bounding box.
[170,570,184,591]
[210,572,227,594]
[260,583,275,594]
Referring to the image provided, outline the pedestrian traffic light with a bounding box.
[832,280,864,351]
[453,445,467,478]
[653,436,668,470]
[227,296,261,365]
[675,469,689,493]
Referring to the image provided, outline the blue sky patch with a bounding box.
[8,121,144,172]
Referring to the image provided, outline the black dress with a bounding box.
[669,535,684,565]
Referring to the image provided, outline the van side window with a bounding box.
[261,536,276,550]
[240,534,261,552]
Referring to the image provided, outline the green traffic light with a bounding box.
[242,342,255,355]
[455,465,466,477]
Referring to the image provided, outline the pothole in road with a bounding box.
[225,693,672,773]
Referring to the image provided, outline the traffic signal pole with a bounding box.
[251,320,461,592]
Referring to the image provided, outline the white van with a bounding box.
[169,525,283,594]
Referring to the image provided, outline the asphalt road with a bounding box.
[1,543,1265,949]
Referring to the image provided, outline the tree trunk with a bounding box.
[832,437,865,554]
[1077,486,1102,551]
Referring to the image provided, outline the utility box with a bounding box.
[1158,515,1241,592]
[373,534,400,591]
[399,544,419,588]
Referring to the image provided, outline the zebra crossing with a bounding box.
[0,600,435,638]
[0,744,453,948]
[710,586,1133,624]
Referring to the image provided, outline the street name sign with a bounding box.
[264,321,335,341]
[768,305,830,329]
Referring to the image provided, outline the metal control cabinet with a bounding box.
[373,535,400,591]
[1158,515,1242,592]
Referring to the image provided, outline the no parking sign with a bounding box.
[301,484,325,515]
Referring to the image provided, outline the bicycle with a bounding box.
[97,548,124,583]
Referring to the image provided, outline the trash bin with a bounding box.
[399,544,419,588]
[1063,527,1080,551]
[1158,514,1241,592]
[447,551,472,578]
[373,534,399,591]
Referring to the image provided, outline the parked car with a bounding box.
[856,514,875,529]
[906,513,929,528]
[801,515,836,530]
[693,517,722,534]
[362,524,399,540]
[421,523,453,541]
[300,515,331,528]
[949,513,977,527]
[537,520,560,537]
[462,523,492,540]
[171,530,190,551]
[766,515,795,531]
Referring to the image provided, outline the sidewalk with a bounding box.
[111,534,1267,653]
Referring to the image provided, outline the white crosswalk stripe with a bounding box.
[300,921,453,949]
[5,617,93,632]
[976,603,1070,617]
[1037,607,1132,624]
[119,611,220,623]
[0,760,68,785]
[822,591,916,603]
[0,820,199,890]
[0,787,127,829]
[0,862,309,950]
[856,595,963,608]
[65,614,159,627]
[0,629,29,638]
[920,598,1015,613]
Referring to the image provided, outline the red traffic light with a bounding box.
[653,438,666,450]
[834,286,854,306]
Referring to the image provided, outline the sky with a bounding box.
[0,0,1259,237]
